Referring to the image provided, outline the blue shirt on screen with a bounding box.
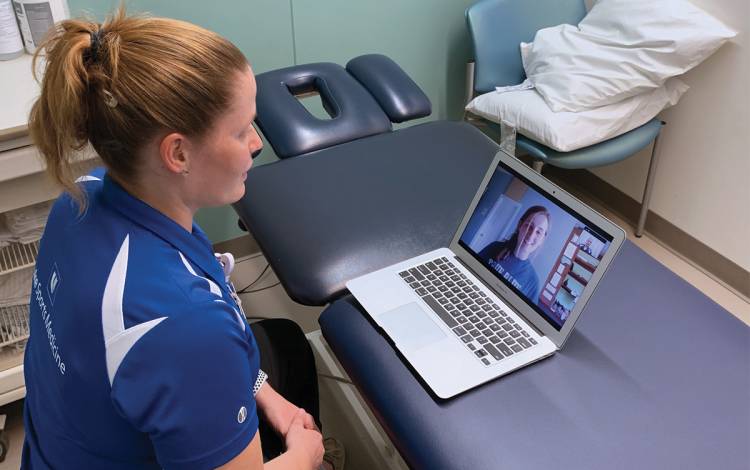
[22,169,261,469]
[478,241,542,302]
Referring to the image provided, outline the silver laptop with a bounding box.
[347,150,625,398]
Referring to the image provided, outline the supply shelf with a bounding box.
[0,301,29,350]
[0,242,38,408]
[0,299,28,406]
[0,240,39,276]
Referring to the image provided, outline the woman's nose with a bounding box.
[249,125,263,159]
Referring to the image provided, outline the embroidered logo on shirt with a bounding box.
[34,270,66,375]
[237,406,247,424]
[48,263,61,306]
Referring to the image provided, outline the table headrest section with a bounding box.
[255,62,392,159]
[346,54,432,123]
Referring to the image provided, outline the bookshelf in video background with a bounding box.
[540,227,600,323]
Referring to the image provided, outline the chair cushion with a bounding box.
[522,0,735,112]
[466,79,686,152]
[516,120,662,169]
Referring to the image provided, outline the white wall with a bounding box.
[590,0,750,271]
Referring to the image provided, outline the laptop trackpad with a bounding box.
[379,302,447,351]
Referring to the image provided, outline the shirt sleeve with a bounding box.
[521,267,541,303]
[253,369,268,396]
[110,301,259,470]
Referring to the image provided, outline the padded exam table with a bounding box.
[234,56,750,469]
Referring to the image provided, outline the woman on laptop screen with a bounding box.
[478,206,550,302]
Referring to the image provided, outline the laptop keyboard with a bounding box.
[399,257,538,366]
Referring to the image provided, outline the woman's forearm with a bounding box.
[265,448,309,470]
[255,381,279,414]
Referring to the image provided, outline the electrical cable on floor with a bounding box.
[237,263,271,294]
[242,281,281,294]
[317,372,353,385]
[245,316,273,323]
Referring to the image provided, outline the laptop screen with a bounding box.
[458,161,614,331]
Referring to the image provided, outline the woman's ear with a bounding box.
[159,132,191,175]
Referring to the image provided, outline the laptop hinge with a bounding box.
[452,255,547,338]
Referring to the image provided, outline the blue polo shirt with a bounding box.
[22,169,261,469]
[478,242,541,302]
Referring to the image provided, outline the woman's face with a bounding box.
[514,212,549,260]
[187,66,262,207]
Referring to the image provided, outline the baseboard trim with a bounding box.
[540,165,750,300]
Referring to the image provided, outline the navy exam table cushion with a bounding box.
[319,242,750,470]
[234,121,498,306]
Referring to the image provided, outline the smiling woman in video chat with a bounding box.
[477,206,551,302]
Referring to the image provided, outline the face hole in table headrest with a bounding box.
[296,92,333,120]
[285,76,338,120]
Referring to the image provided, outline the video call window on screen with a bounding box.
[459,165,613,330]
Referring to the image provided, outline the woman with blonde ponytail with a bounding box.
[23,8,332,470]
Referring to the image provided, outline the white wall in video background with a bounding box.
[575,230,607,258]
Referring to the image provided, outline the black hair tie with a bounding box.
[88,29,104,64]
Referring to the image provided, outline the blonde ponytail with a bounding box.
[29,17,99,206]
[28,7,248,209]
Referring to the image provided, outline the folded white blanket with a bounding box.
[0,266,33,304]
[4,201,52,235]
[1,201,52,244]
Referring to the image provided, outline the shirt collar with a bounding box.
[101,174,226,289]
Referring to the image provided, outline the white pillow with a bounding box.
[465,79,688,153]
[522,0,734,112]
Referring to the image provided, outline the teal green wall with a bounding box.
[293,0,475,122]
[69,0,295,73]
[68,0,476,243]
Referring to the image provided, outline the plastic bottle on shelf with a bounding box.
[0,0,23,60]
[12,0,69,54]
